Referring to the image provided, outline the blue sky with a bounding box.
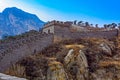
[0,0,120,26]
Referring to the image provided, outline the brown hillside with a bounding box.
[5,38,120,80]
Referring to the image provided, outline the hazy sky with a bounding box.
[0,0,120,26]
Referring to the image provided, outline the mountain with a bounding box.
[0,7,44,38]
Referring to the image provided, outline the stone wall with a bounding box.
[70,30,118,39]
[43,25,55,34]
[53,25,71,42]
[54,25,118,42]
[0,32,54,72]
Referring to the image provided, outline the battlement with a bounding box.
[44,20,73,28]
[43,20,119,34]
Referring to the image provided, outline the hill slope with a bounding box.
[0,7,44,38]
[5,38,120,80]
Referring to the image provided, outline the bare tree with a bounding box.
[74,20,77,25]
[78,21,83,26]
[85,22,90,27]
[90,24,93,27]
[107,24,111,28]
[104,24,107,29]
[111,23,117,29]
[95,24,98,28]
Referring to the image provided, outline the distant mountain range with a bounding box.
[0,7,45,39]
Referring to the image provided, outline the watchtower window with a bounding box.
[48,29,50,33]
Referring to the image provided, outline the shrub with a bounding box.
[4,64,26,78]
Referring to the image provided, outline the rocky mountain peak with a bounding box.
[0,7,44,39]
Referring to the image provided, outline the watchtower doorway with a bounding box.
[48,29,50,33]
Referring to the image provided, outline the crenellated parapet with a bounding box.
[43,20,119,34]
[44,20,73,28]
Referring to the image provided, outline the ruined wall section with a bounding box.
[70,30,118,39]
[43,25,55,34]
[43,20,119,42]
[54,25,118,42]
[118,30,120,37]
[54,25,71,42]
[0,32,54,72]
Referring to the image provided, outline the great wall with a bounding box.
[0,20,119,72]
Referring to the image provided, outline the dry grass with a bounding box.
[99,61,120,67]
[65,44,85,49]
[48,61,62,66]
[4,38,118,79]
[4,64,26,78]
[48,61,62,71]
[118,37,120,48]
[65,44,85,57]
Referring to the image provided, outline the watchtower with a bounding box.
[42,20,73,42]
[42,20,72,34]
